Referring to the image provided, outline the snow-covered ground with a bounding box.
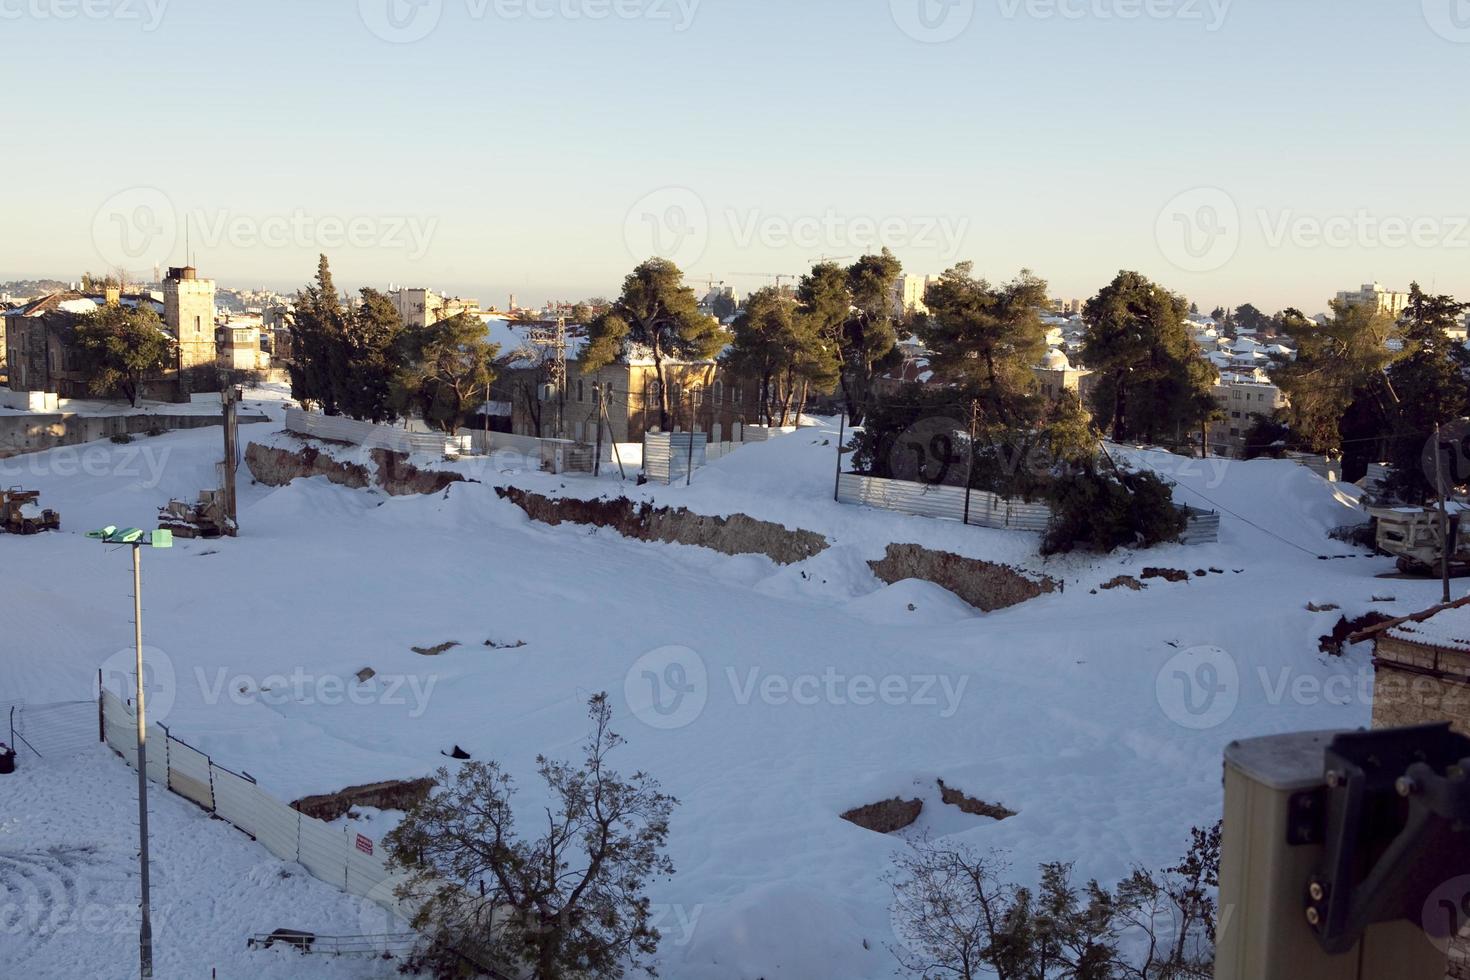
[1,403,1447,979]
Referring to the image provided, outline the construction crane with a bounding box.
[731,272,799,289]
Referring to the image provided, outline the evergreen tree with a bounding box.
[1081,271,1218,444]
[287,255,348,415]
[73,303,177,407]
[340,287,406,424]
[581,258,724,430]
[1272,299,1398,468]
[722,287,837,426]
[918,264,1049,426]
[798,252,903,424]
[1233,302,1272,334]
[1384,284,1470,501]
[393,311,500,434]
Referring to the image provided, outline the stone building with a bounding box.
[388,288,479,329]
[1357,596,1470,735]
[163,266,218,370]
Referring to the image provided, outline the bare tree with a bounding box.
[385,693,678,979]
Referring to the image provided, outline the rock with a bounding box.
[292,777,436,822]
[412,642,460,656]
[443,745,472,760]
[1100,575,1145,591]
[355,667,376,684]
[1141,567,1191,584]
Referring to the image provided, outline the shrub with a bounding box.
[109,433,133,445]
[888,822,1221,980]
[1043,466,1187,556]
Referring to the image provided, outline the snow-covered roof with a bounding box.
[1039,348,1071,371]
[1387,604,1470,652]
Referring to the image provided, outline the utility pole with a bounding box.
[963,400,978,526]
[221,386,239,532]
[529,317,569,440]
[1436,423,1452,604]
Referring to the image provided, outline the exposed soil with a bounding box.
[244,438,467,496]
[841,798,923,834]
[937,779,1017,820]
[1319,612,1395,656]
[412,642,460,657]
[1141,567,1191,584]
[291,777,436,822]
[1100,575,1145,592]
[496,486,829,565]
[868,543,1058,613]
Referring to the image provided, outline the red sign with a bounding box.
[355,834,374,856]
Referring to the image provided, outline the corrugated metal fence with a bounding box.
[285,409,471,457]
[644,433,707,484]
[836,473,1053,531]
[835,473,1221,544]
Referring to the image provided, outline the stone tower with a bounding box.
[164,266,217,369]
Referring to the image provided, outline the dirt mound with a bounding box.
[291,777,436,822]
[868,544,1058,613]
[496,487,829,565]
[841,798,923,834]
[245,438,467,496]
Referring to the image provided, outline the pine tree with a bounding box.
[722,286,837,426]
[582,259,724,430]
[340,287,406,424]
[392,311,500,434]
[918,264,1049,427]
[1384,284,1470,501]
[1081,271,1217,444]
[798,252,903,425]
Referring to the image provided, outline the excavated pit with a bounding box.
[495,486,829,566]
[868,543,1058,613]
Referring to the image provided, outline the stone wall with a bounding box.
[1371,636,1470,736]
[495,486,829,565]
[0,411,268,457]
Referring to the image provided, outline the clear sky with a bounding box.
[2,0,1466,314]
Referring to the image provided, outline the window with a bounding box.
[578,379,585,402]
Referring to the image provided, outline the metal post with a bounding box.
[685,392,696,487]
[963,401,977,526]
[592,383,605,478]
[132,543,154,978]
[833,411,846,502]
[1436,423,1452,605]
[222,387,239,533]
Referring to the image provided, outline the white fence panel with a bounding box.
[167,736,214,810]
[252,795,302,863]
[212,767,265,837]
[285,409,464,457]
[298,816,348,884]
[836,473,1053,531]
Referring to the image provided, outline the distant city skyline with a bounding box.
[3,0,1467,315]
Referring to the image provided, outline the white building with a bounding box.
[1336,282,1410,318]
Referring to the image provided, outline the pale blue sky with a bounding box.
[2,0,1466,313]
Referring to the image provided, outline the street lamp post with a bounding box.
[87,526,173,980]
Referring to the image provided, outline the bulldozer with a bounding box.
[1369,504,1470,575]
[0,488,60,534]
[157,489,236,539]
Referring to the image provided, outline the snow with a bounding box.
[1,405,1455,979]
[1388,604,1470,653]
